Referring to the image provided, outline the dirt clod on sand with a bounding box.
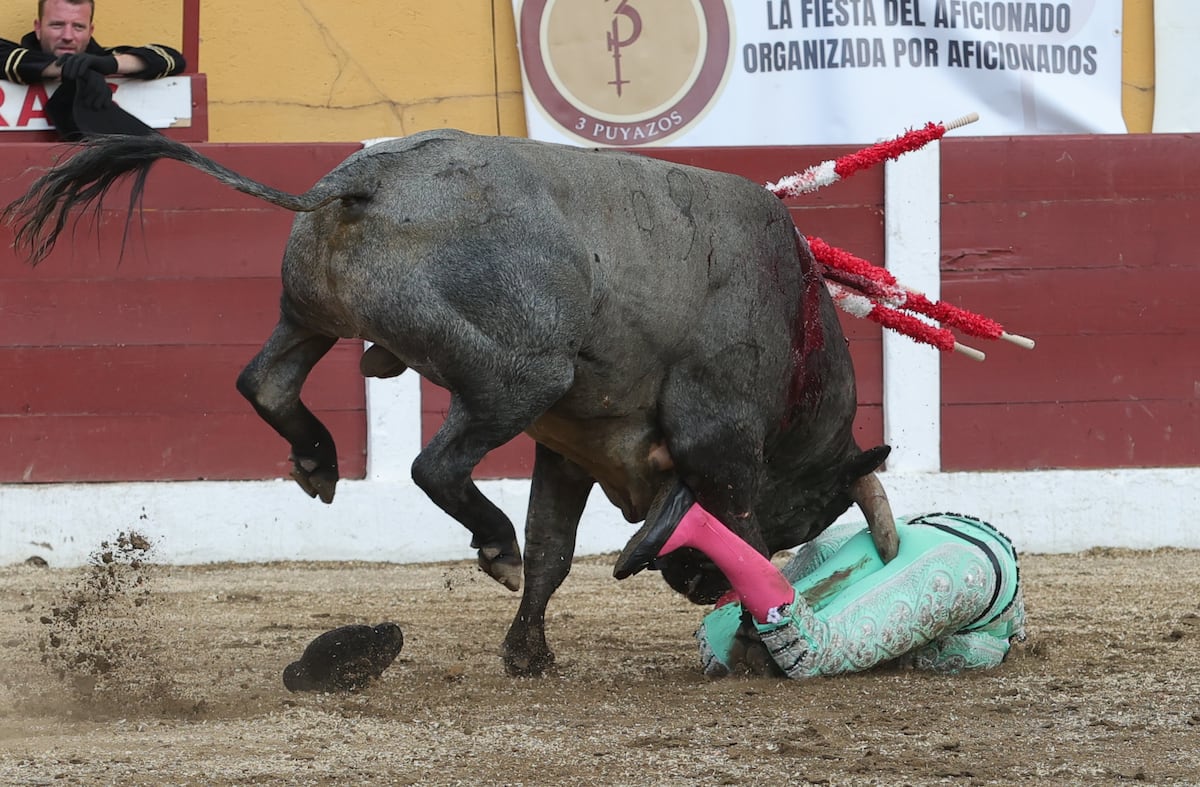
[2,541,1200,785]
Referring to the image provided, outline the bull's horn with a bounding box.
[849,472,899,563]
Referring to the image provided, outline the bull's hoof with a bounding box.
[502,643,555,678]
[289,463,338,504]
[477,544,522,591]
[613,481,695,579]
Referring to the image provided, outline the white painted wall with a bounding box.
[5,465,1198,567]
[3,143,1198,567]
[1153,0,1200,132]
[882,144,942,473]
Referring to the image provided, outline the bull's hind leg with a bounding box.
[502,443,593,676]
[236,316,339,502]
[411,364,575,592]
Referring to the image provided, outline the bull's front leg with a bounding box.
[236,316,339,502]
[503,443,594,677]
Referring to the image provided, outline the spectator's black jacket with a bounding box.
[2,32,184,84]
[1,33,185,139]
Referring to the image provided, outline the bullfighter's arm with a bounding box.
[780,520,865,584]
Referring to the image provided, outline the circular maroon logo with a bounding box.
[519,0,734,146]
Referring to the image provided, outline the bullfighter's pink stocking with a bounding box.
[658,504,796,624]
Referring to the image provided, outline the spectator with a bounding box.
[1,0,186,139]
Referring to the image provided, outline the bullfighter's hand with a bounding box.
[734,616,786,677]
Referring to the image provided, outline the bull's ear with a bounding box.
[846,444,890,480]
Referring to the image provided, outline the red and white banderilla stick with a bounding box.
[808,236,1036,352]
[765,113,980,199]
[763,111,1035,360]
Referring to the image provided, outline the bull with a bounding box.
[5,130,897,676]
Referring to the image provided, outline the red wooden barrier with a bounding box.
[940,134,1200,470]
[0,142,365,482]
[3,135,1196,483]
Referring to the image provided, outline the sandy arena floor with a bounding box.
[1,534,1199,786]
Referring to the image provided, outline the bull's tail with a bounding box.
[3,133,363,265]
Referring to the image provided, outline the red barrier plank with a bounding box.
[790,206,885,256]
[853,405,883,452]
[475,436,536,479]
[943,333,1197,405]
[942,199,1199,272]
[0,344,365,416]
[637,145,885,207]
[0,209,296,279]
[942,134,1200,203]
[943,267,1199,337]
[1,278,284,346]
[846,332,882,406]
[1,410,366,482]
[942,400,1200,470]
[0,143,362,212]
[0,142,372,484]
[12,136,1194,480]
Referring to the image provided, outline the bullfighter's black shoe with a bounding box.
[613,480,696,579]
[283,622,404,692]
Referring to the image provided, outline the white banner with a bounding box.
[1152,0,1200,132]
[514,0,1125,146]
[0,76,193,131]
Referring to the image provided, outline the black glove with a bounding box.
[75,69,115,111]
[56,52,119,80]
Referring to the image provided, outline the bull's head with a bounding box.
[640,445,896,605]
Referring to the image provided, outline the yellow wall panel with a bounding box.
[199,0,514,141]
[1122,0,1156,133]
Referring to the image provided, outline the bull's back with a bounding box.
[346,129,801,308]
[490,134,806,400]
[283,130,804,406]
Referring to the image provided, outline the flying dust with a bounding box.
[34,531,197,715]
